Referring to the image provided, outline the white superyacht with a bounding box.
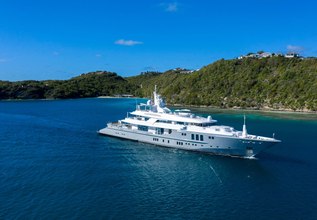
[99,86,281,158]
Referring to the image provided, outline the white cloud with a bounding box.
[166,2,178,12]
[115,39,143,46]
[0,58,8,63]
[161,2,179,12]
[287,45,304,53]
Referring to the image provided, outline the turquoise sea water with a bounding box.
[0,98,317,219]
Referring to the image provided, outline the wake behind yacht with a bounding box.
[98,86,281,158]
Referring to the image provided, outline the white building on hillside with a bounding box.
[285,52,300,58]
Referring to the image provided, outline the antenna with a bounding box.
[153,85,157,106]
[242,114,248,138]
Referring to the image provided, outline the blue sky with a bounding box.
[1,0,317,81]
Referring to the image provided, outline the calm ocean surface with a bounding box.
[1,98,317,219]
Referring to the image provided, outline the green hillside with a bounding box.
[1,57,317,111]
[0,71,137,99]
[128,57,317,111]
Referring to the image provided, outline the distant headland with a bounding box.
[1,56,316,112]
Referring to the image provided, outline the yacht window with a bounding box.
[168,129,172,134]
[138,125,148,132]
[224,128,231,132]
[196,134,199,140]
[156,128,164,135]
[200,135,204,141]
[191,134,194,140]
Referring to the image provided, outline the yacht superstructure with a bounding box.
[98,86,281,158]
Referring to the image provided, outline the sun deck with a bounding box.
[130,110,217,125]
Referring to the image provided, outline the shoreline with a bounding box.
[168,104,317,121]
[1,96,316,115]
[170,103,317,114]
[97,96,138,99]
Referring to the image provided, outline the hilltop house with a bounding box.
[259,52,272,58]
[285,52,300,58]
[238,52,272,59]
[173,68,196,74]
[238,51,302,59]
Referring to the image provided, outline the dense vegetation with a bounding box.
[1,57,317,111]
[0,71,137,99]
[128,57,317,111]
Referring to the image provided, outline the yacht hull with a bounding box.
[98,126,278,158]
